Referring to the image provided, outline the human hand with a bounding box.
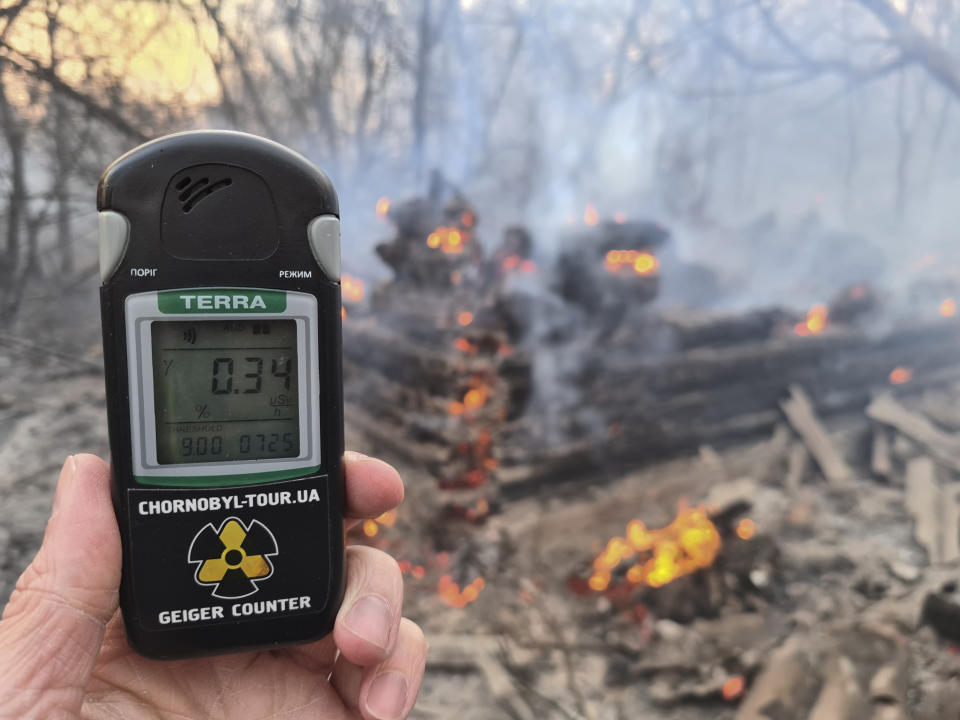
[0,453,426,719]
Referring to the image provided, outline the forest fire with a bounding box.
[427,226,467,254]
[794,304,828,336]
[604,249,659,276]
[588,504,723,592]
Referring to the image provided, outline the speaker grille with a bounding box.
[179,177,233,213]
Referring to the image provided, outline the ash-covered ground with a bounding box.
[4,277,960,720]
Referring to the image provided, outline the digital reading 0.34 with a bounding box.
[151,319,300,464]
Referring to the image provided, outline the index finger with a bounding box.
[344,451,404,521]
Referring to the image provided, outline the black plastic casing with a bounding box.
[98,131,345,658]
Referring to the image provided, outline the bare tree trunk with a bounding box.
[47,2,72,275]
[0,71,27,319]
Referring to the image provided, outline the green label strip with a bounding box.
[158,288,286,314]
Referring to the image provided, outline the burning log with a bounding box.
[553,220,669,336]
[374,172,481,290]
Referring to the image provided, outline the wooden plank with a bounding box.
[870,427,893,481]
[780,385,853,487]
[866,394,960,473]
[904,457,947,565]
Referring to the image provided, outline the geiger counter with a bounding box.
[97,130,345,658]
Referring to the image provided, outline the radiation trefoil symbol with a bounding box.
[187,517,278,599]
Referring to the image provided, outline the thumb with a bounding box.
[0,454,121,718]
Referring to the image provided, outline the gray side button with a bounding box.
[307,215,341,282]
[99,210,130,284]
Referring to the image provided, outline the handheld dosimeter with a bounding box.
[97,130,345,658]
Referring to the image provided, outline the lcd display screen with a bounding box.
[151,319,300,464]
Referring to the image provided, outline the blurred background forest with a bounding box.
[8,1,960,718]
[4,0,960,318]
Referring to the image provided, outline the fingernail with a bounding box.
[344,594,392,649]
[365,671,408,720]
[52,456,77,514]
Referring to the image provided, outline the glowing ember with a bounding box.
[464,385,488,411]
[453,337,478,354]
[376,197,390,217]
[722,676,746,702]
[457,310,474,326]
[362,510,397,538]
[604,250,659,276]
[941,298,956,317]
[438,574,486,608]
[736,518,756,541]
[426,226,466,254]
[794,304,828,336]
[584,204,599,226]
[889,367,913,385]
[449,380,490,415]
[501,255,537,273]
[341,274,365,303]
[589,504,722,591]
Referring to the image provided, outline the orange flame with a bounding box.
[722,676,746,702]
[614,212,627,224]
[605,250,659,276]
[376,197,390,217]
[584,204,599,226]
[461,211,475,228]
[427,226,466,254]
[889,367,913,385]
[457,310,474,326]
[941,298,956,317]
[342,274,365,303]
[588,504,722,591]
[736,518,756,541]
[341,307,347,321]
[794,304,828,336]
[438,575,486,608]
